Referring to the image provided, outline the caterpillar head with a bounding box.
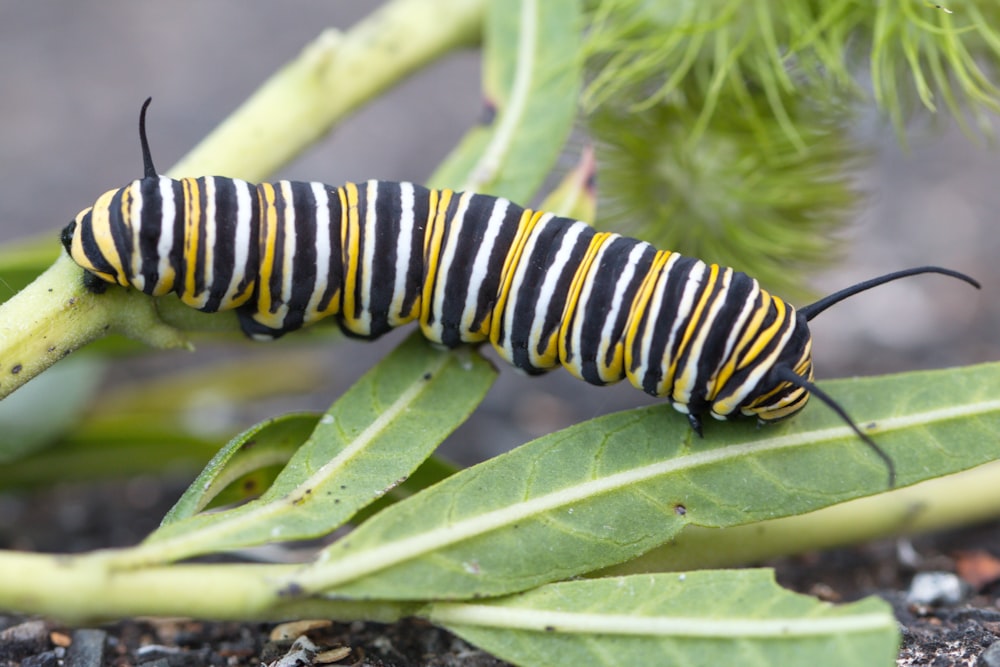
[61,98,159,293]
[703,296,814,425]
[738,267,979,488]
[740,316,814,424]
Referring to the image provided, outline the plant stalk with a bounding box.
[0,549,417,624]
[169,0,486,181]
[0,256,191,401]
[602,460,1000,575]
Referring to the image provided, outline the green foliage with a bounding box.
[433,570,898,667]
[589,92,859,297]
[582,0,1000,135]
[141,332,496,563]
[867,0,1000,134]
[2,348,997,664]
[429,0,582,200]
[292,363,1000,600]
[580,0,1000,295]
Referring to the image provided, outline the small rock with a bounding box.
[0,619,50,659]
[269,620,332,642]
[65,629,106,667]
[978,641,1000,667]
[22,650,63,667]
[907,571,968,606]
[135,659,172,667]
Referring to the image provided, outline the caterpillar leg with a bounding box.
[686,413,704,437]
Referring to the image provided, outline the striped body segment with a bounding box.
[65,175,813,424]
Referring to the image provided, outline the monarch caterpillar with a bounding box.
[61,99,980,486]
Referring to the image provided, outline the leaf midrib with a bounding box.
[298,396,1000,590]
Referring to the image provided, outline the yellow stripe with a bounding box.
[420,188,453,335]
[314,186,347,319]
[712,290,770,390]
[88,190,128,285]
[181,178,202,306]
[623,250,672,382]
[664,263,721,397]
[488,208,545,346]
[558,231,611,379]
[737,293,787,370]
[339,182,363,328]
[255,182,280,319]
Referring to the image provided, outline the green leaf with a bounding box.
[350,454,462,525]
[162,413,321,523]
[133,332,496,564]
[429,0,582,200]
[288,363,1000,600]
[536,147,597,222]
[431,570,898,667]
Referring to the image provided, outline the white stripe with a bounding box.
[354,180,382,334]
[129,181,145,291]
[155,176,176,295]
[594,242,650,382]
[389,182,416,326]
[629,253,686,393]
[191,177,217,309]
[731,304,797,416]
[707,278,761,410]
[218,179,255,310]
[459,196,511,340]
[278,181,298,323]
[304,182,332,322]
[427,191,474,342]
[672,267,732,405]
[526,220,588,368]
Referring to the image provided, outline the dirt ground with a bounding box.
[3,478,1000,667]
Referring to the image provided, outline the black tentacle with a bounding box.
[772,366,895,488]
[799,266,980,322]
[138,97,157,178]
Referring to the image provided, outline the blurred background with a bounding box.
[0,1,996,471]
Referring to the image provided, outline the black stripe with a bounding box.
[508,216,577,374]
[266,183,288,316]
[640,255,700,396]
[78,210,118,279]
[108,187,132,280]
[280,181,320,333]
[399,183,430,322]
[470,200,524,337]
[203,177,238,312]
[193,178,210,302]
[137,177,164,293]
[315,184,344,316]
[437,192,498,347]
[574,237,655,385]
[536,221,595,357]
[689,269,757,403]
[365,181,403,339]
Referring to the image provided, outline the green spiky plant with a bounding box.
[1,1,999,665]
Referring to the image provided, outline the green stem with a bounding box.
[170,0,486,181]
[0,549,416,624]
[0,0,487,399]
[601,461,1000,574]
[0,256,190,401]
